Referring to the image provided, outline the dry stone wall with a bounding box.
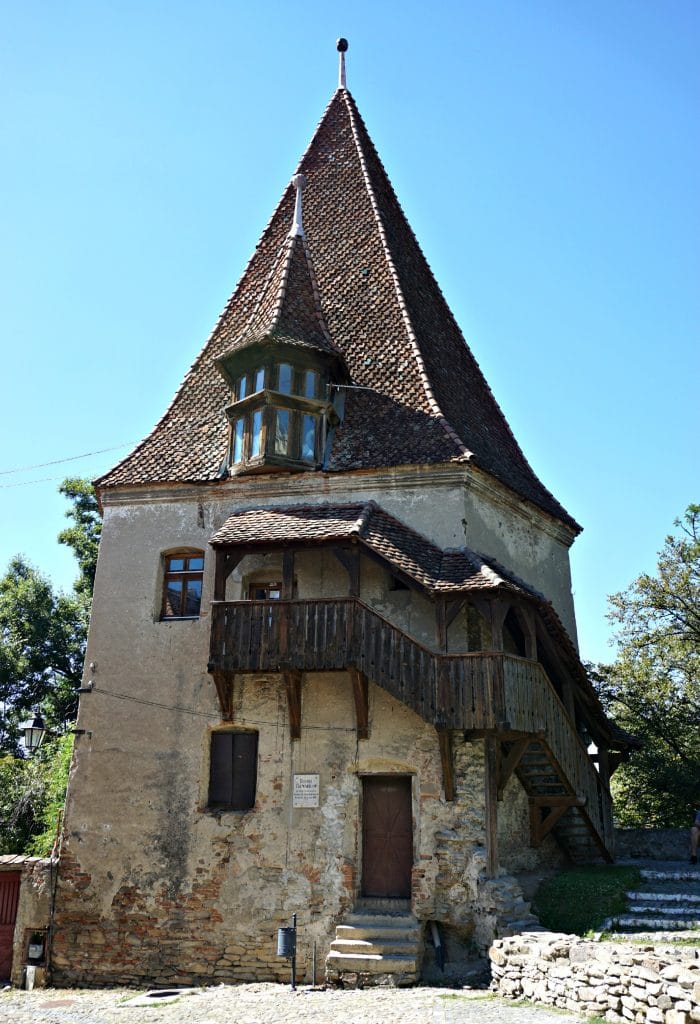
[490,931,700,1023]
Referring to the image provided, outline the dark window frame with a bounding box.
[161,552,204,620]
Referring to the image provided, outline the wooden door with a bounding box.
[362,776,413,898]
[0,871,21,980]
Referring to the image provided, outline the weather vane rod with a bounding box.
[337,37,348,90]
[289,174,306,238]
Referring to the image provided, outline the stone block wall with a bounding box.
[490,931,700,1023]
[616,829,689,862]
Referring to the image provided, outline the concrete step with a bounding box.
[336,923,420,942]
[325,951,418,975]
[330,937,419,956]
[341,912,418,929]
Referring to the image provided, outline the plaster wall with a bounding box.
[52,474,570,986]
[98,460,579,644]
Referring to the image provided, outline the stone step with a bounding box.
[330,937,419,956]
[336,923,421,942]
[613,915,700,931]
[341,912,418,929]
[628,902,700,917]
[353,897,411,913]
[626,889,700,904]
[325,951,418,975]
[640,868,700,882]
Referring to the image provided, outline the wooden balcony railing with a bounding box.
[209,598,613,855]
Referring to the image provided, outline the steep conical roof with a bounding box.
[217,232,340,364]
[98,84,577,531]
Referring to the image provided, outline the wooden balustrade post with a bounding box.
[484,735,499,876]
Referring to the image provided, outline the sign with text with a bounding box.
[293,773,320,808]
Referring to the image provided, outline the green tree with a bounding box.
[0,557,86,751]
[57,476,101,598]
[0,478,99,854]
[0,735,74,856]
[595,505,700,827]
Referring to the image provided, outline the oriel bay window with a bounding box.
[226,359,327,472]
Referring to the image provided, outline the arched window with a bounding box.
[161,551,204,619]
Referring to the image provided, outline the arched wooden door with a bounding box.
[361,776,413,898]
[0,871,21,980]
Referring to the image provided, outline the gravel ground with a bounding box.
[0,983,592,1024]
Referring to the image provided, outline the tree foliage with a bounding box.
[0,478,99,853]
[0,735,74,856]
[595,505,700,827]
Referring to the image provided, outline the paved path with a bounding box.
[0,983,591,1024]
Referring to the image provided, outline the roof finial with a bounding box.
[290,173,307,238]
[337,37,348,90]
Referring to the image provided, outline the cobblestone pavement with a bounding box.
[0,983,592,1024]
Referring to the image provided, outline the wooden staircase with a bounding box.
[209,598,615,863]
[325,901,422,987]
[504,737,610,863]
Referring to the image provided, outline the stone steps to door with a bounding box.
[325,908,422,988]
[336,923,421,942]
[331,937,419,956]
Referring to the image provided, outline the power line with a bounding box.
[0,442,137,478]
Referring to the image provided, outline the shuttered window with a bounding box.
[208,732,258,810]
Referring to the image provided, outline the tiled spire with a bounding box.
[98,68,578,532]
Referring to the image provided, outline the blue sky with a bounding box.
[1,1,697,663]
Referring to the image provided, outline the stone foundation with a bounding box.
[490,931,700,1023]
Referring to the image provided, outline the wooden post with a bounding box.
[349,667,369,739]
[484,735,499,877]
[282,550,295,600]
[283,670,302,740]
[332,546,360,597]
[436,597,447,651]
[489,599,509,730]
[437,728,454,801]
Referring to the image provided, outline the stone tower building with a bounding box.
[52,43,632,987]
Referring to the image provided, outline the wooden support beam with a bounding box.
[349,668,369,740]
[514,603,537,660]
[332,546,361,597]
[608,752,627,776]
[211,670,232,720]
[283,670,302,740]
[497,737,531,800]
[213,550,246,601]
[530,802,572,846]
[445,599,465,629]
[437,728,454,801]
[436,597,447,651]
[484,735,499,876]
[282,550,295,600]
[531,795,586,807]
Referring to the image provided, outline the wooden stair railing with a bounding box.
[209,598,614,860]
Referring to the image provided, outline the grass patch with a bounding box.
[532,865,641,935]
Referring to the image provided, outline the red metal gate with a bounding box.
[0,871,21,980]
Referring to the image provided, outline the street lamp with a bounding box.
[20,713,47,754]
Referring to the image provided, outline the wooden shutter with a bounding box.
[231,732,257,810]
[208,732,257,810]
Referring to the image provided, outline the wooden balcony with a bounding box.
[208,598,613,860]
